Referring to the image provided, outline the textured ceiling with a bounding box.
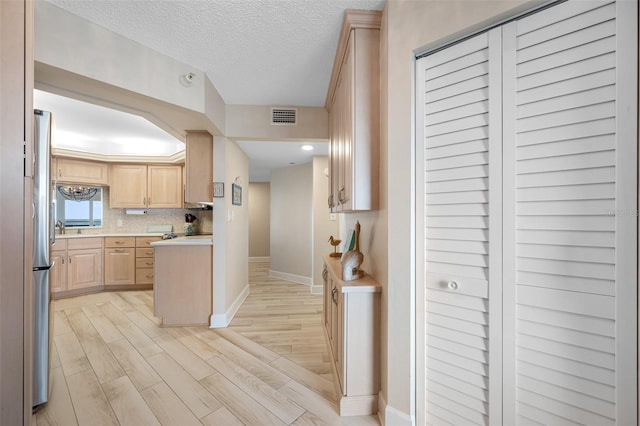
[45,0,385,107]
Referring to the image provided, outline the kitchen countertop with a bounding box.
[55,233,167,239]
[150,235,213,246]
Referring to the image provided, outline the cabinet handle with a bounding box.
[146,251,153,255]
[148,197,151,205]
[58,169,62,177]
[113,249,126,253]
[145,275,153,279]
[146,241,152,245]
[447,280,459,291]
[61,257,64,265]
[143,197,147,205]
[331,287,338,304]
[68,256,71,263]
[115,241,125,245]
[145,262,153,266]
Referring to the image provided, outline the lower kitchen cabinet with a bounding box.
[322,255,380,416]
[153,243,212,326]
[104,237,136,286]
[52,237,103,298]
[135,236,161,284]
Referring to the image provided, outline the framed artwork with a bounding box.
[232,183,242,206]
[213,182,224,198]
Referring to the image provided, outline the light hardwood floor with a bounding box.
[35,261,379,426]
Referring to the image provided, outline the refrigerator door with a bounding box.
[32,267,51,409]
[33,110,52,268]
[33,109,53,411]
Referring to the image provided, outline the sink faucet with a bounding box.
[55,220,65,235]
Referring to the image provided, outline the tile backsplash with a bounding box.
[65,187,213,235]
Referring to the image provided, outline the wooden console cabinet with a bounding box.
[322,254,381,416]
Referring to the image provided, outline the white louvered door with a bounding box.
[502,1,637,424]
[416,1,637,425]
[416,27,504,425]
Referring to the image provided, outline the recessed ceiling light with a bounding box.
[301,144,314,151]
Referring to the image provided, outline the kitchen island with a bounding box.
[151,235,213,326]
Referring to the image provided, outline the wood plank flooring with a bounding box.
[35,261,379,426]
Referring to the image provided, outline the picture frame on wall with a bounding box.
[232,183,242,206]
[213,182,224,198]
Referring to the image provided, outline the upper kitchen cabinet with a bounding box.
[184,131,213,204]
[110,164,182,209]
[54,157,109,185]
[326,10,380,213]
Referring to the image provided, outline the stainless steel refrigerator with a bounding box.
[33,109,54,411]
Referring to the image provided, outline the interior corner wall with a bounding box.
[312,157,338,288]
[270,163,313,281]
[248,182,271,258]
[382,0,531,422]
[212,137,249,326]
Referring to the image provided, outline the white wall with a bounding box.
[211,137,249,327]
[270,163,313,282]
[248,182,270,258]
[312,157,338,291]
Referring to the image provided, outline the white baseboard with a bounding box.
[378,392,413,426]
[249,256,270,262]
[209,284,250,328]
[311,285,323,295]
[269,269,312,286]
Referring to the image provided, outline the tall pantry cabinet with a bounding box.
[416,1,637,425]
[326,10,380,212]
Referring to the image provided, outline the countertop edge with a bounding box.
[150,237,213,247]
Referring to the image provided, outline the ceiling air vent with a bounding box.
[271,107,297,125]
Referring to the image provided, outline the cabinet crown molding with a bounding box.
[325,10,381,110]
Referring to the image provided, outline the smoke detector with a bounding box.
[271,108,297,125]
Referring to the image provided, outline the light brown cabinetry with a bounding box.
[52,237,103,297]
[154,243,213,326]
[184,131,213,204]
[135,236,160,285]
[326,11,380,212]
[51,239,67,294]
[104,237,135,286]
[322,255,380,416]
[110,164,182,209]
[54,157,109,185]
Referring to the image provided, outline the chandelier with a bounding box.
[57,185,98,202]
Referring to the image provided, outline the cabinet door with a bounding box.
[51,251,67,293]
[104,248,135,285]
[148,165,182,208]
[67,248,102,290]
[110,164,147,208]
[322,265,331,329]
[56,158,108,185]
[184,132,213,204]
[339,32,354,211]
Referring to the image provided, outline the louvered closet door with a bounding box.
[502,1,637,425]
[416,28,503,426]
[417,1,637,425]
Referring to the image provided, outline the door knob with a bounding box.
[447,280,459,291]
